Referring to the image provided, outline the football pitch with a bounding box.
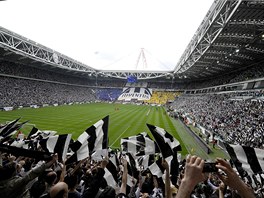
[0,103,228,160]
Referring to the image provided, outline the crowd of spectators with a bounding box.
[0,61,128,107]
[171,91,264,149]
[1,60,264,95]
[0,60,126,89]
[96,88,123,101]
[147,91,181,105]
[0,149,260,198]
[0,77,97,107]
[228,65,264,84]
[147,63,264,90]
[183,64,264,90]
[1,59,264,198]
[0,61,94,86]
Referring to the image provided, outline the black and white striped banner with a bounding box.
[104,159,119,188]
[39,134,72,161]
[225,143,264,175]
[148,157,165,178]
[0,118,21,138]
[67,116,109,163]
[118,87,152,101]
[121,132,159,156]
[147,124,181,162]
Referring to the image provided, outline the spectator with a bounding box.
[0,154,58,198]
[175,155,256,198]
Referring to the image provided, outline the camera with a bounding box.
[203,162,218,172]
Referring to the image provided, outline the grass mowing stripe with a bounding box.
[125,106,153,136]
[110,125,130,148]
[108,105,148,147]
[0,103,227,160]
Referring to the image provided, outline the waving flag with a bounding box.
[121,132,159,156]
[0,144,52,161]
[87,115,109,153]
[148,157,165,178]
[0,118,21,139]
[147,124,181,162]
[39,134,72,161]
[30,130,57,139]
[136,154,155,171]
[27,126,39,139]
[0,119,29,143]
[104,155,119,188]
[224,143,264,175]
[67,116,109,164]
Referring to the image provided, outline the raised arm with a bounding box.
[162,159,170,198]
[216,158,255,198]
[119,157,128,195]
[176,155,207,198]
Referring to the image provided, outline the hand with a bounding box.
[219,181,225,192]
[45,153,58,168]
[175,155,207,198]
[216,158,241,189]
[52,153,58,162]
[162,159,169,170]
[216,158,255,198]
[182,155,207,188]
[121,157,128,167]
[8,155,16,162]
[101,156,109,168]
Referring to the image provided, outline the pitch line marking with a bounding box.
[146,108,151,116]
[110,125,130,147]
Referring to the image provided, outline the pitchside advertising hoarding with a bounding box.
[118,87,152,101]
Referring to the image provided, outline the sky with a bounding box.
[0,0,213,71]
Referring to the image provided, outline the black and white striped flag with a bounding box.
[136,154,155,171]
[10,139,30,149]
[147,124,181,162]
[27,126,39,139]
[30,130,57,140]
[0,118,21,137]
[0,119,29,143]
[121,132,159,156]
[148,157,165,178]
[87,115,109,154]
[39,134,72,161]
[67,116,109,164]
[104,155,119,188]
[6,120,29,136]
[0,144,52,161]
[225,143,264,175]
[125,153,138,188]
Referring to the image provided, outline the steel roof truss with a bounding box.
[175,0,242,73]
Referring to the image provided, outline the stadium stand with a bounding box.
[1,58,264,198]
[183,64,264,90]
[1,44,264,198]
[171,92,264,149]
[145,91,181,105]
[96,88,123,101]
[0,60,94,86]
[1,0,264,197]
[0,76,97,107]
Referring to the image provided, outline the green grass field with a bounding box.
[0,103,228,160]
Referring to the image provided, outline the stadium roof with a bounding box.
[174,0,264,80]
[0,0,264,80]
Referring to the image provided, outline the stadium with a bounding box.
[0,0,264,197]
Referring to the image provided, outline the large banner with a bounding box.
[118,87,152,101]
